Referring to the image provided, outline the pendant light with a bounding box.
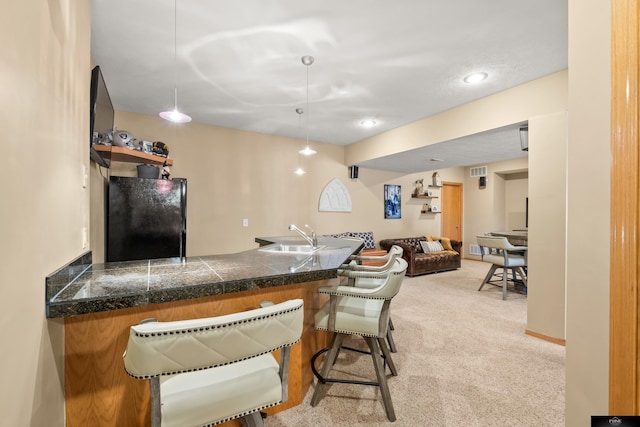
[294,108,306,175]
[299,55,317,156]
[159,0,192,123]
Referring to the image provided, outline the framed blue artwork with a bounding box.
[384,184,401,219]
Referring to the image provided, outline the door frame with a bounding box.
[610,0,639,414]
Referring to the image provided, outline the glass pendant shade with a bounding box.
[160,105,192,123]
[299,146,316,156]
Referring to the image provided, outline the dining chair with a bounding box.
[476,235,528,300]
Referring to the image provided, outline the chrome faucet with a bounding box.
[289,253,317,272]
[288,224,318,248]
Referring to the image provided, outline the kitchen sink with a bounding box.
[258,244,325,254]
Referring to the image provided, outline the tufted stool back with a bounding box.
[123,299,303,427]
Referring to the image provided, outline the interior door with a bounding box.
[442,182,463,242]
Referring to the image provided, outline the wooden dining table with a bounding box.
[489,230,528,246]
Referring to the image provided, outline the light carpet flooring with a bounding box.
[267,259,565,426]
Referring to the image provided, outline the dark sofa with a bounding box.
[379,236,462,277]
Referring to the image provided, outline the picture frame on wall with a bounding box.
[384,184,401,219]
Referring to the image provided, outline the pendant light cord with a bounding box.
[305,62,309,145]
[159,0,191,122]
[300,55,315,154]
[173,0,178,109]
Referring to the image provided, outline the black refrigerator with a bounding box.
[107,176,187,262]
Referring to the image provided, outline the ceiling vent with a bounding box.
[470,166,487,177]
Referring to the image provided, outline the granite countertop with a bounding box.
[45,236,364,318]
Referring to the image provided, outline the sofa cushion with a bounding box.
[420,241,444,253]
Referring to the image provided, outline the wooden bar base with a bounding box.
[64,280,332,426]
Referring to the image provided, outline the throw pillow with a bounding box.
[420,240,444,253]
[426,235,454,251]
[348,231,376,249]
[326,232,350,238]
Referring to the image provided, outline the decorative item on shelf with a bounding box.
[413,178,424,196]
[159,0,191,123]
[152,141,169,157]
[427,190,434,196]
[432,172,442,187]
[112,129,136,149]
[430,205,440,212]
[139,140,153,153]
[421,203,430,213]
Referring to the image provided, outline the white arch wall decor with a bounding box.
[319,178,352,212]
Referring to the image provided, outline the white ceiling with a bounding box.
[90,0,567,173]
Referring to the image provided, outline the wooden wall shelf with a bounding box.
[92,145,173,167]
[412,195,438,199]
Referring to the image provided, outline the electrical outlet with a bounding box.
[242,218,249,227]
[82,165,88,188]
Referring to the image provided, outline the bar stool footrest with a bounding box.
[311,346,388,387]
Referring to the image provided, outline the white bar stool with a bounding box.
[122,299,303,427]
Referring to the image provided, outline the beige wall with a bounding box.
[566,0,611,424]
[1,0,91,425]
[463,157,529,258]
[527,111,568,341]
[504,173,528,231]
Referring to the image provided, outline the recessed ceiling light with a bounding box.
[360,119,377,128]
[463,72,488,84]
[430,158,445,162]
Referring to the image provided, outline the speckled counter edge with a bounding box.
[45,238,363,319]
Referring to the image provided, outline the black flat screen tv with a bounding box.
[89,65,113,168]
